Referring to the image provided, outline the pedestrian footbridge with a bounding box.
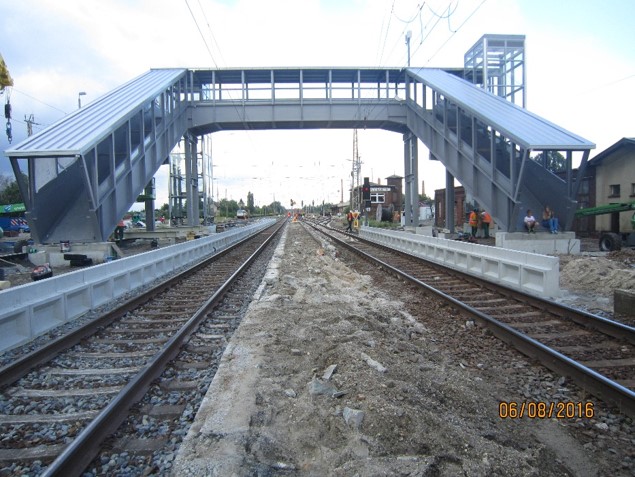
[5,67,594,243]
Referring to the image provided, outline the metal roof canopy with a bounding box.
[409,68,595,151]
[5,68,188,158]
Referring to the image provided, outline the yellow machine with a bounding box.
[0,54,13,91]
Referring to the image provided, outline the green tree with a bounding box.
[533,151,566,173]
[155,203,169,221]
[247,191,255,214]
[218,198,239,218]
[418,192,433,204]
[0,175,24,205]
[268,200,283,215]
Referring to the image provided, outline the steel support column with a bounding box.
[144,180,155,232]
[445,170,455,232]
[403,132,419,227]
[185,134,199,226]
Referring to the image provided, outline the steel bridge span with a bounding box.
[5,67,594,243]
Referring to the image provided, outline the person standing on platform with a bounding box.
[469,209,479,237]
[480,210,492,238]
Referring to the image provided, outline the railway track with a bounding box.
[306,219,635,418]
[0,219,285,476]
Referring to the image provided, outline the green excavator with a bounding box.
[575,201,635,251]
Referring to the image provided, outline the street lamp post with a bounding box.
[78,91,86,109]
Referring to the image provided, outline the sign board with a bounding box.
[1,203,26,214]
[371,187,391,192]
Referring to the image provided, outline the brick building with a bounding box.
[353,175,403,221]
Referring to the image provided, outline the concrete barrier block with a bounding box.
[113,273,130,298]
[0,219,275,352]
[92,279,115,308]
[129,267,145,289]
[0,309,31,350]
[467,255,483,274]
[455,251,469,270]
[521,267,546,294]
[66,285,92,320]
[614,289,635,316]
[32,297,65,335]
[483,258,500,281]
[500,262,521,288]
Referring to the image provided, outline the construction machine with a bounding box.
[575,201,635,251]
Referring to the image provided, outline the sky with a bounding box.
[1,0,634,211]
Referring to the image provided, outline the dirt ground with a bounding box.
[172,223,633,476]
[557,242,635,321]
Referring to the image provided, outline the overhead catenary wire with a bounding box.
[422,0,487,64]
[183,0,258,180]
[196,0,228,68]
[184,0,219,68]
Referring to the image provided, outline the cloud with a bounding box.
[1,0,634,211]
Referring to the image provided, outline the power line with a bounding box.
[183,0,259,167]
[393,2,424,24]
[196,0,227,67]
[426,0,460,20]
[375,0,396,66]
[184,0,219,68]
[424,0,487,64]
[11,88,67,115]
[575,73,635,96]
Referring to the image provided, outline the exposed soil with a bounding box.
[172,223,634,476]
[557,242,635,322]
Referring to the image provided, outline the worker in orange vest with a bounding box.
[115,219,125,241]
[468,209,479,237]
[480,210,492,238]
[345,210,354,232]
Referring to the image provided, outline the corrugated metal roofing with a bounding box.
[5,68,187,157]
[409,68,595,151]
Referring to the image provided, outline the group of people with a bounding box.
[524,206,559,234]
[468,209,493,238]
[468,205,560,236]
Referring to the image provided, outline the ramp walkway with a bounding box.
[404,68,594,231]
[5,67,594,243]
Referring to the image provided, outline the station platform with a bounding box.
[410,226,580,255]
[170,222,599,476]
[494,231,580,255]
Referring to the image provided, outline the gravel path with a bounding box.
[172,222,634,476]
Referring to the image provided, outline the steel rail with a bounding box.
[307,222,635,417]
[41,219,285,476]
[0,222,280,389]
[323,221,635,344]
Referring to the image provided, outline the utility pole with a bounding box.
[350,129,362,212]
[25,114,39,136]
[405,31,412,67]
